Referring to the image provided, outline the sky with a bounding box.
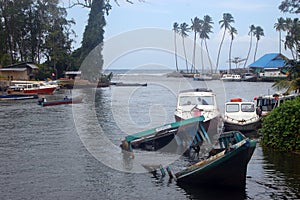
[65,0,297,71]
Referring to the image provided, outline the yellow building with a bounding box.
[0,62,39,81]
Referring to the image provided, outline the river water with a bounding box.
[1,71,300,200]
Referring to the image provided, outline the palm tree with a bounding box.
[173,22,180,71]
[230,57,246,69]
[243,25,256,68]
[179,22,190,73]
[274,17,286,54]
[228,27,237,73]
[253,26,264,61]
[215,13,235,73]
[273,60,300,94]
[200,15,214,73]
[284,18,300,60]
[191,17,201,73]
[283,18,296,59]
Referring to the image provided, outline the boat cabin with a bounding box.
[255,93,299,116]
[225,98,256,117]
[176,88,216,108]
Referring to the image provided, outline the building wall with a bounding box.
[0,71,28,80]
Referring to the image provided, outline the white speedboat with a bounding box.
[224,98,261,132]
[174,88,223,134]
[221,74,241,81]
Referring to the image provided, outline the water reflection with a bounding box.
[178,183,247,200]
[262,148,300,199]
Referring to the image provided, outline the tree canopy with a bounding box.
[0,0,75,78]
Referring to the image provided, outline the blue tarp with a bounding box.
[248,53,287,68]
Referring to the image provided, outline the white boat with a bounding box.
[193,73,213,81]
[241,73,257,82]
[224,98,261,132]
[254,92,300,116]
[221,74,241,81]
[6,81,58,95]
[174,88,223,134]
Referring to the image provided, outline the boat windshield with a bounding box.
[241,103,255,112]
[256,98,277,111]
[179,96,214,106]
[226,104,239,112]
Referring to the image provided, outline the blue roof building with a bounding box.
[248,53,291,81]
[248,53,289,70]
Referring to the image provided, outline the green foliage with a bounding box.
[279,0,300,14]
[272,60,300,94]
[80,0,106,61]
[260,97,300,152]
[78,0,107,80]
[0,0,74,78]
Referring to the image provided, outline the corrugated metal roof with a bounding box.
[26,63,39,69]
[65,71,81,75]
[249,53,287,68]
[0,68,27,71]
[4,62,39,69]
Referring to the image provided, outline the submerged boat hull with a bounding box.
[121,116,218,155]
[176,138,256,188]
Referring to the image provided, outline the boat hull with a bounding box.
[39,97,83,107]
[224,120,261,132]
[23,87,56,95]
[121,116,217,155]
[221,78,241,82]
[7,87,56,95]
[176,139,256,188]
[175,114,222,138]
[0,94,38,100]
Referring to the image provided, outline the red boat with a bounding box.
[6,81,57,95]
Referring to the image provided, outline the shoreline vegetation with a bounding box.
[260,96,300,153]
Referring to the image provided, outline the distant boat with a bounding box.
[221,74,241,81]
[224,98,261,132]
[112,82,147,87]
[180,71,196,78]
[7,81,57,95]
[0,94,38,101]
[38,95,83,107]
[241,73,257,82]
[193,73,213,81]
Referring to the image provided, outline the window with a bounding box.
[241,103,255,112]
[179,96,214,106]
[226,104,239,112]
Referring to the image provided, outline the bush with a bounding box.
[260,96,300,152]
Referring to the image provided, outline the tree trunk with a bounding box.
[216,28,226,73]
[174,32,178,71]
[204,39,213,74]
[182,37,189,73]
[254,40,259,62]
[243,34,253,68]
[229,39,233,73]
